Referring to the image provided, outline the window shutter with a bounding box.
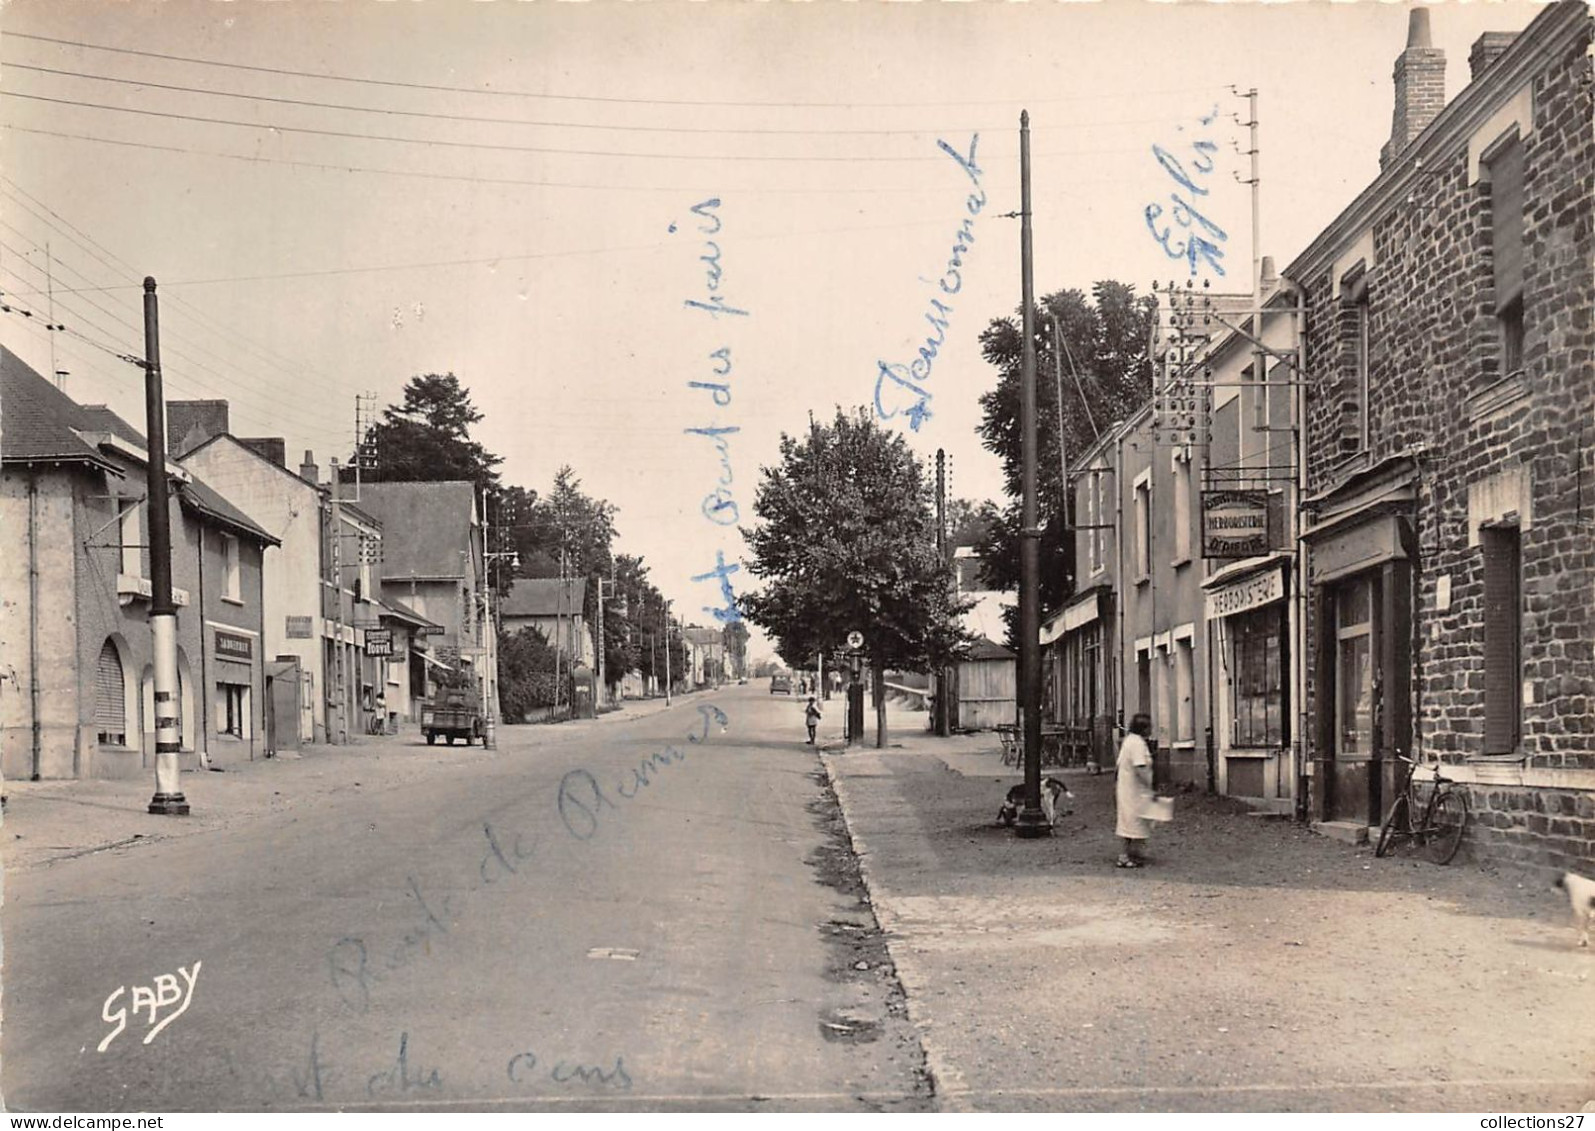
[1490,140,1524,309]
[94,641,125,738]
[1482,528,1521,754]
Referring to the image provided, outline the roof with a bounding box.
[1,347,121,474]
[350,480,477,580]
[499,577,585,618]
[379,597,442,632]
[179,476,279,546]
[2,348,274,544]
[965,636,1015,661]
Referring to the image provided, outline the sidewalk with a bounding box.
[0,692,686,873]
[822,702,1595,1113]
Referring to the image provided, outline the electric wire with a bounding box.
[8,31,1230,110]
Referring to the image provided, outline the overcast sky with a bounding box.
[0,0,1544,653]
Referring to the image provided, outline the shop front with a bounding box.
[208,622,262,763]
[1302,464,1417,830]
[1205,556,1293,811]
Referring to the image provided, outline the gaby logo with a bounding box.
[99,961,202,1052]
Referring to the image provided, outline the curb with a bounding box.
[818,749,971,1113]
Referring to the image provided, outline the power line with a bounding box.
[2,90,989,163]
[0,123,995,197]
[0,176,358,399]
[1,61,1214,138]
[0,224,355,434]
[0,213,972,292]
[9,31,1229,110]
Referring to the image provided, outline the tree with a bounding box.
[721,620,750,680]
[498,626,561,723]
[741,408,970,747]
[975,282,1155,644]
[352,373,502,494]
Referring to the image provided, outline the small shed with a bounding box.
[956,636,1017,732]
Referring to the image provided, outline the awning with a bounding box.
[412,648,454,673]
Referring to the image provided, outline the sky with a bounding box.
[0,0,1546,657]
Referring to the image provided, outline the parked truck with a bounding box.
[422,686,484,746]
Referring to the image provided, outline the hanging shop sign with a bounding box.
[365,629,393,657]
[286,615,315,639]
[1202,490,1281,559]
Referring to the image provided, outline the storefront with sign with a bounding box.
[207,621,262,762]
[1204,556,1293,810]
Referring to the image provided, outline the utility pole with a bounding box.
[142,278,188,816]
[1015,113,1048,839]
[663,599,672,707]
[481,490,497,750]
[935,448,951,736]
[329,458,347,744]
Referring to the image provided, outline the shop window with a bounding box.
[1335,577,1375,758]
[222,534,241,602]
[1482,526,1521,754]
[216,683,249,738]
[1174,635,1195,742]
[1231,608,1284,747]
[1487,134,1525,378]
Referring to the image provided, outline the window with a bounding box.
[1172,451,1192,564]
[1334,577,1375,758]
[119,498,142,579]
[1341,270,1371,453]
[1133,474,1151,579]
[1231,608,1284,747]
[94,640,127,746]
[216,682,249,737]
[1085,474,1101,575]
[1488,136,1525,376]
[1174,634,1195,742]
[1482,526,1521,754]
[1136,648,1152,721]
[222,534,241,602]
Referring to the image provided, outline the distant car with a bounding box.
[737,677,748,685]
[770,674,792,695]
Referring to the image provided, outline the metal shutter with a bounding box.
[94,641,125,739]
[1482,528,1521,754]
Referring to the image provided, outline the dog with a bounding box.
[1553,871,1595,948]
[997,777,1074,828]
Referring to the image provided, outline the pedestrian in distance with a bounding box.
[1115,713,1155,868]
[805,695,823,745]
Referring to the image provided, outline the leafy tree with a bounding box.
[976,282,1155,644]
[352,373,502,494]
[721,620,750,680]
[741,408,970,747]
[498,626,561,722]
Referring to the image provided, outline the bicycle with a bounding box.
[1374,753,1469,864]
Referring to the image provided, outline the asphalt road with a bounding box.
[2,687,931,1112]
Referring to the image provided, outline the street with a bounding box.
[1,687,930,1112]
[5,688,1592,1114]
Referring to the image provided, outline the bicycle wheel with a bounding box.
[1375,795,1411,858]
[1425,789,1468,865]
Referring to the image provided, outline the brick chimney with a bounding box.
[240,436,287,467]
[299,449,319,485]
[1469,32,1517,80]
[1380,8,1447,171]
[166,398,230,457]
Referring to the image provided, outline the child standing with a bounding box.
[805,696,823,745]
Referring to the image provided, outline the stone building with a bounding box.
[0,349,277,779]
[1292,2,1592,872]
